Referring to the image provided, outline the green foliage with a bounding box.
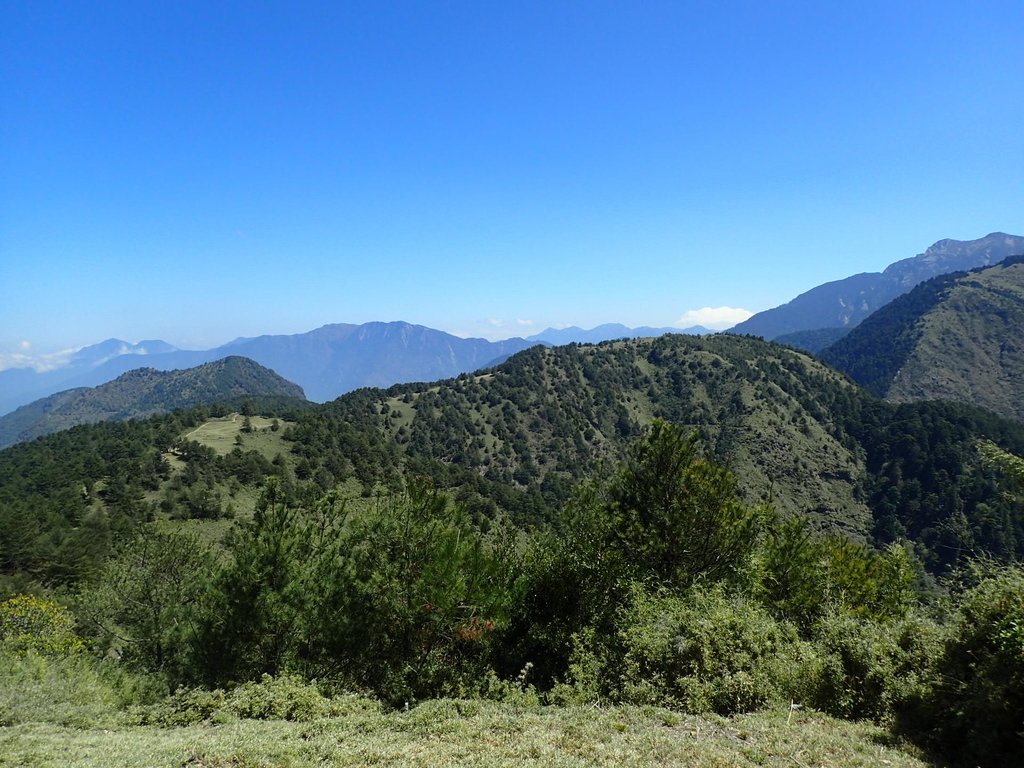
[136,674,377,726]
[0,651,115,727]
[0,648,158,727]
[197,478,520,703]
[607,421,766,587]
[903,566,1024,765]
[302,480,523,703]
[840,399,1024,571]
[0,594,84,656]
[809,611,941,722]
[506,422,770,690]
[759,514,917,629]
[614,584,817,714]
[197,477,332,683]
[978,438,1024,492]
[77,528,212,682]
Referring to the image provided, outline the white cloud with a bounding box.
[0,346,79,372]
[677,306,754,330]
[515,318,533,327]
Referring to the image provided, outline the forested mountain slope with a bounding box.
[0,339,180,415]
[0,357,306,449]
[311,334,873,534]
[300,334,1024,568]
[822,256,1024,422]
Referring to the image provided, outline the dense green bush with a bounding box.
[506,421,772,690]
[809,611,941,722]
[0,594,84,656]
[197,479,521,704]
[757,515,918,630]
[299,482,523,704]
[76,528,211,683]
[902,566,1024,766]
[606,421,766,588]
[614,584,818,714]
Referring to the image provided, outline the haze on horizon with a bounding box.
[3,2,1022,367]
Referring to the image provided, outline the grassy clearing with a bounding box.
[184,414,292,461]
[0,701,928,768]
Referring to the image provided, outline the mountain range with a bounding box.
[3,231,1023,438]
[730,232,1024,346]
[0,357,306,449]
[0,323,537,415]
[0,322,707,418]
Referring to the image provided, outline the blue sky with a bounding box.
[2,1,1023,366]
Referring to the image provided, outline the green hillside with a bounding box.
[312,334,872,534]
[293,333,1024,572]
[0,356,307,449]
[822,256,1024,422]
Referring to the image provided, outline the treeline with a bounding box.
[3,421,1022,765]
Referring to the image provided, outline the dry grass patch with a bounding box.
[0,700,929,768]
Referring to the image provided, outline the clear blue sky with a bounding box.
[2,1,1022,365]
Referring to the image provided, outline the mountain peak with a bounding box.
[884,232,1024,286]
[731,232,1024,342]
[0,356,306,448]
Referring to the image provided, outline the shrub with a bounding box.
[615,584,817,713]
[133,685,229,727]
[903,567,1024,765]
[0,650,157,727]
[136,674,380,726]
[228,674,338,721]
[757,516,918,630]
[606,421,766,588]
[0,594,84,656]
[809,610,941,722]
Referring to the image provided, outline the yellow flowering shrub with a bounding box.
[0,595,84,656]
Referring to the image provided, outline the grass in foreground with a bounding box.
[0,699,928,768]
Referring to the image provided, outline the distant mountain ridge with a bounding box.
[210,322,539,401]
[0,356,306,449]
[0,321,720,417]
[0,322,540,415]
[820,255,1024,422]
[730,232,1024,343]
